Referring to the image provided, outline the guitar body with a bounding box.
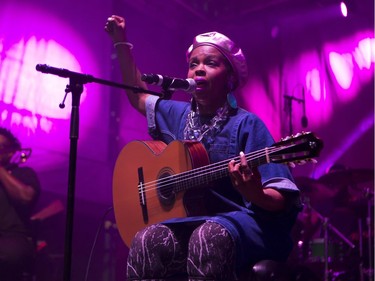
[113,140,210,247]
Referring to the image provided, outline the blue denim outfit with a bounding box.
[145,96,301,269]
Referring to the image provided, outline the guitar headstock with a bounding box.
[270,132,323,165]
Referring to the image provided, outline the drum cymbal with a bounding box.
[295,176,336,198]
[295,176,338,216]
[318,168,374,186]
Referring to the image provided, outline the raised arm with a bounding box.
[104,15,149,116]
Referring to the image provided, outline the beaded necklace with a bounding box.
[183,101,231,144]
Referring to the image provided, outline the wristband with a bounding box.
[113,42,133,49]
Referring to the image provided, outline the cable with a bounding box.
[83,206,114,281]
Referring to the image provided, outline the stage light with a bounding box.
[340,2,348,17]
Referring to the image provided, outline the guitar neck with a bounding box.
[173,150,269,193]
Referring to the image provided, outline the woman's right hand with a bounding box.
[104,15,127,43]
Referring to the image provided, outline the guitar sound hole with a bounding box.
[157,170,176,209]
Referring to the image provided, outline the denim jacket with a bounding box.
[146,95,300,205]
[145,95,302,263]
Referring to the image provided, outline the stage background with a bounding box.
[0,0,373,280]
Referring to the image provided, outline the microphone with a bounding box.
[141,73,196,93]
[35,64,94,82]
[301,87,308,128]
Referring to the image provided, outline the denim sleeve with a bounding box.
[145,96,190,143]
[243,177,302,212]
[145,95,160,139]
[263,177,299,192]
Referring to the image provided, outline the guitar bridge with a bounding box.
[138,167,149,224]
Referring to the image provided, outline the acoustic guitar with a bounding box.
[113,132,323,247]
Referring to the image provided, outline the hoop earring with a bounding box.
[226,77,237,109]
[227,92,237,109]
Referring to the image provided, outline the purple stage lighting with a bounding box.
[340,2,348,17]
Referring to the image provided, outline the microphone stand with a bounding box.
[309,205,356,281]
[63,78,81,281]
[365,187,374,281]
[36,64,164,281]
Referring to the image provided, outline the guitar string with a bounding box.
[141,145,277,189]
[137,147,298,208]
[137,144,299,202]
[141,144,290,192]
[136,148,285,207]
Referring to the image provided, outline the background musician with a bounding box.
[0,127,41,281]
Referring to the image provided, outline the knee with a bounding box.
[188,221,234,256]
[188,221,236,280]
[127,224,185,279]
[129,224,176,258]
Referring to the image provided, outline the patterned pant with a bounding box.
[126,221,237,281]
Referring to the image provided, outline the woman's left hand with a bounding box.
[228,151,262,194]
[228,151,286,211]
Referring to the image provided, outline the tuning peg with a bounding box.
[288,162,296,168]
[308,158,318,164]
[297,160,307,165]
